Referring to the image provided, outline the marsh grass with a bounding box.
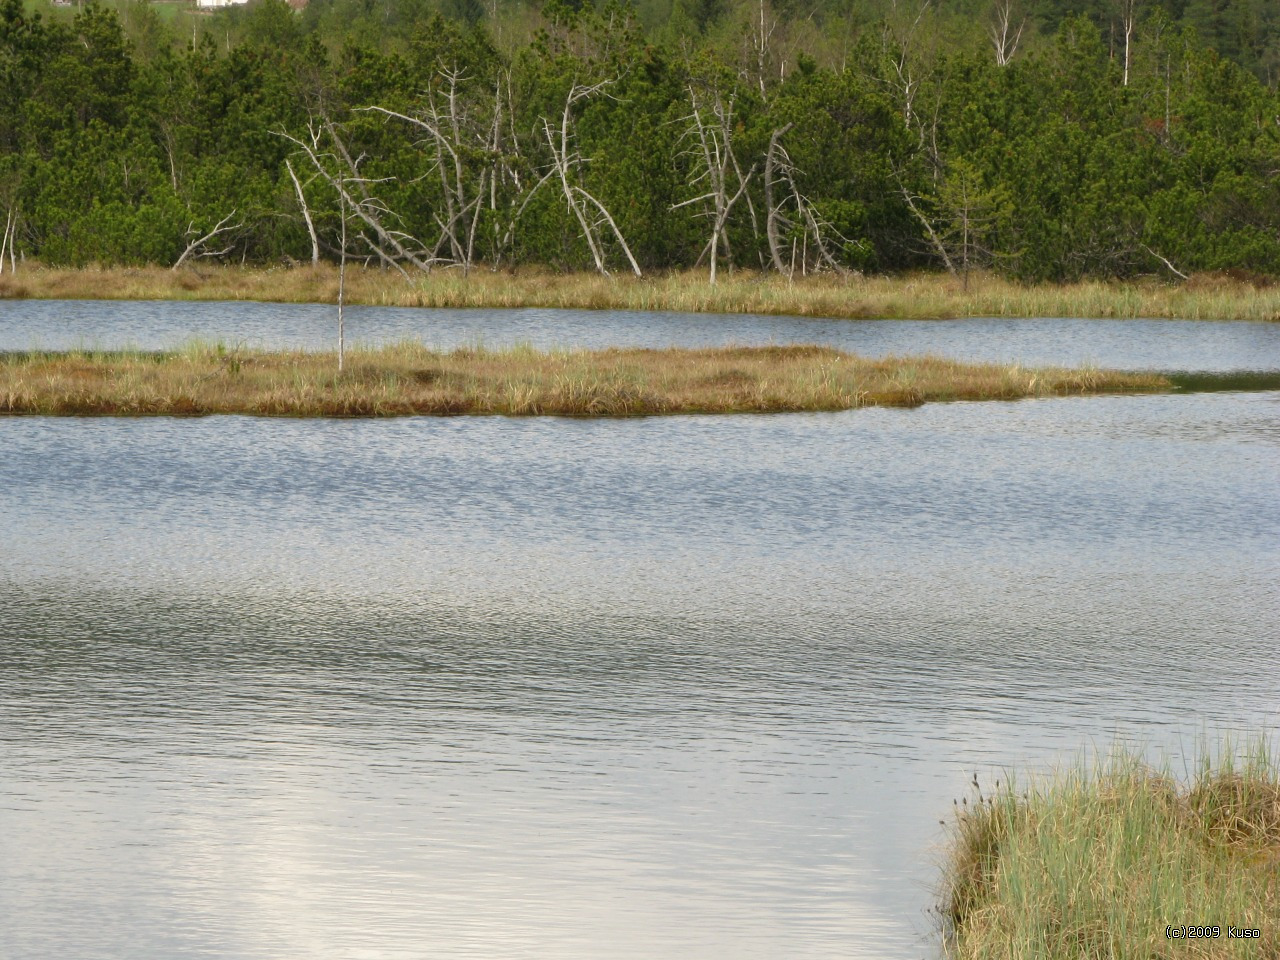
[0,342,1167,418]
[943,741,1280,959]
[3,264,1280,321]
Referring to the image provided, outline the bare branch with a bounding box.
[540,80,642,277]
[173,210,243,270]
[673,83,755,284]
[896,177,956,275]
[275,124,434,273]
[1142,244,1189,280]
[572,186,642,277]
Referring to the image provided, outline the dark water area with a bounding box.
[1,303,1279,958]
[4,298,1280,372]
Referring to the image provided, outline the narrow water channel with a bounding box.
[1,304,1278,958]
[5,297,1280,371]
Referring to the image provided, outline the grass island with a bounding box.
[0,343,1168,418]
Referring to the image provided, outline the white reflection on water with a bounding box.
[1,392,1278,959]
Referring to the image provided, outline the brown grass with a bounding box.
[3,264,1280,321]
[0,342,1169,418]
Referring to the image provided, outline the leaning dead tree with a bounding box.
[172,209,243,270]
[896,160,1011,288]
[672,84,758,285]
[362,68,500,276]
[283,81,640,280]
[361,68,559,272]
[542,78,642,278]
[284,158,320,266]
[277,117,434,276]
[0,171,20,273]
[763,125,854,277]
[896,174,957,276]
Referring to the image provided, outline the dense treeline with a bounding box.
[2,0,1279,280]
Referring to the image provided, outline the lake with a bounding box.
[2,301,1278,959]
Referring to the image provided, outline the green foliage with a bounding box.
[2,0,1280,277]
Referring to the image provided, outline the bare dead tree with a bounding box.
[157,115,183,193]
[0,207,15,274]
[1,171,18,274]
[172,210,243,270]
[938,166,988,289]
[751,0,779,100]
[1118,0,1139,86]
[763,125,854,278]
[276,118,433,275]
[880,0,933,134]
[285,158,321,266]
[542,79,642,278]
[323,118,433,274]
[673,85,758,285]
[280,124,359,369]
[360,67,502,276]
[764,125,793,274]
[469,67,565,269]
[988,0,1025,67]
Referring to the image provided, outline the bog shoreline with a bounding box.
[3,265,1280,322]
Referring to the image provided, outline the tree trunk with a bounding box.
[764,124,794,275]
[285,159,320,267]
[338,194,346,373]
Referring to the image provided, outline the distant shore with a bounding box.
[0,343,1168,418]
[2,265,1279,322]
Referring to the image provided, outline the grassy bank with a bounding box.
[0,343,1168,418]
[3,264,1279,321]
[943,744,1280,959]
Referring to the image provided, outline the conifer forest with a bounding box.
[2,0,1279,281]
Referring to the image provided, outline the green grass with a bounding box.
[942,740,1280,959]
[0,342,1169,418]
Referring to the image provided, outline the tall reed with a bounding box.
[942,739,1280,959]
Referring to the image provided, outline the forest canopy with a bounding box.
[1,0,1279,281]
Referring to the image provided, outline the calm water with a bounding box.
[5,297,1280,371]
[2,303,1279,959]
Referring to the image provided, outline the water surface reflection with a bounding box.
[2,392,1278,958]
